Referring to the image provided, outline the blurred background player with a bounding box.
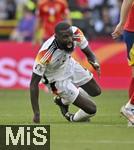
[10,5,36,42]
[30,22,101,123]
[33,0,71,44]
[112,0,134,126]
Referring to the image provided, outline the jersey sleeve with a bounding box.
[73,27,88,49]
[33,61,46,76]
[33,49,52,76]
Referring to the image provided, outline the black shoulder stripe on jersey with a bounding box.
[47,39,58,56]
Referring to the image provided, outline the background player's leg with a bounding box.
[121,32,134,125]
[128,67,134,98]
[127,66,134,106]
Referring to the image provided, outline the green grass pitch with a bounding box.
[0,89,134,150]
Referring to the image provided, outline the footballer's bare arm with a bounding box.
[30,72,42,123]
[82,46,101,78]
[82,46,96,63]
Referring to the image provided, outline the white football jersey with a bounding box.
[33,26,88,83]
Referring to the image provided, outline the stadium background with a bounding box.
[0,1,134,150]
[0,0,130,90]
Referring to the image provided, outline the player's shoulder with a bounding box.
[71,26,78,32]
[72,26,84,37]
[39,35,55,52]
[36,35,57,64]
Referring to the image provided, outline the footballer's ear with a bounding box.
[55,34,59,40]
[55,34,61,41]
[55,34,58,39]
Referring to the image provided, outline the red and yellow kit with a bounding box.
[124,2,134,32]
[38,0,69,39]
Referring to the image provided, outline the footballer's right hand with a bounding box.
[33,112,40,123]
[112,23,123,39]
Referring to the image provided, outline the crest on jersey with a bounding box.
[35,64,43,73]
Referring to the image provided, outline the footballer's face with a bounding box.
[55,27,74,52]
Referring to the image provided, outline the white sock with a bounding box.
[125,101,134,109]
[73,109,93,122]
[61,98,69,105]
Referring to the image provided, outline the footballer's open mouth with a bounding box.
[67,42,73,48]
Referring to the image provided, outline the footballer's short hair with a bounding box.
[55,21,71,34]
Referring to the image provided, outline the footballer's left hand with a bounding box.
[89,61,101,78]
[33,112,40,123]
